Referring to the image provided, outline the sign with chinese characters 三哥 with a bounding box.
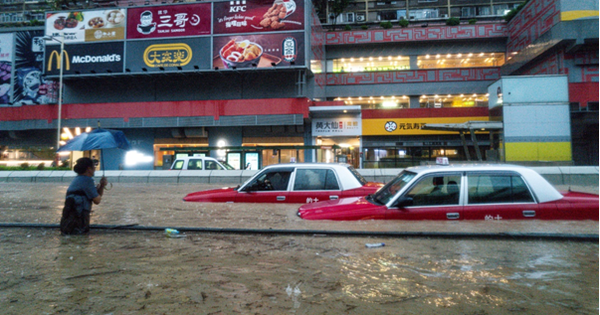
[312,117,361,136]
[127,3,211,39]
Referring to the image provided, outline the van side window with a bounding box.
[172,160,184,170]
[294,169,340,191]
[188,159,202,170]
[467,174,534,204]
[205,160,223,170]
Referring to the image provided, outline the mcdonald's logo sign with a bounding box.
[47,50,70,71]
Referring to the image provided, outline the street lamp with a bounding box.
[42,35,65,151]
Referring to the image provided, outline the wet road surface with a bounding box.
[0,182,598,314]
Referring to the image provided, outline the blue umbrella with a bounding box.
[57,128,131,172]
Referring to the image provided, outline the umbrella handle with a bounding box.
[104,182,113,191]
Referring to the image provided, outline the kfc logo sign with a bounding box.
[229,0,247,13]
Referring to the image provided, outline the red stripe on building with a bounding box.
[0,98,313,122]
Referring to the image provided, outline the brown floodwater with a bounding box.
[0,182,598,314]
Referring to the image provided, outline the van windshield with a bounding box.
[221,161,235,170]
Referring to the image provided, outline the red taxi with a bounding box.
[183,163,384,203]
[297,164,599,221]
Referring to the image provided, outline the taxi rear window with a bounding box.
[347,166,368,185]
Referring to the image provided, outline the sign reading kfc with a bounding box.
[213,0,304,34]
[126,3,211,39]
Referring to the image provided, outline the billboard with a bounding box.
[213,0,304,34]
[45,42,124,76]
[0,33,13,105]
[13,31,58,106]
[213,32,304,69]
[45,9,127,44]
[126,37,212,73]
[127,3,212,39]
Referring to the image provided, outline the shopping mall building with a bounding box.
[0,0,597,170]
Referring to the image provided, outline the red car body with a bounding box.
[298,165,599,221]
[183,163,384,204]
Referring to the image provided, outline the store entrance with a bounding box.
[315,136,360,168]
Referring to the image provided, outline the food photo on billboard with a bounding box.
[45,9,126,43]
[213,0,304,35]
[213,32,304,70]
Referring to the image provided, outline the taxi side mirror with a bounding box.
[393,196,413,208]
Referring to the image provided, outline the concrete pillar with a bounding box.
[409,96,421,109]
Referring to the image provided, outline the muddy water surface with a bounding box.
[0,182,598,314]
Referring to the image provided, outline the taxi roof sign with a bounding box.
[436,157,449,165]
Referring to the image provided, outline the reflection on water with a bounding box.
[330,240,598,312]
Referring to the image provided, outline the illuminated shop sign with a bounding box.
[45,42,124,75]
[213,0,305,34]
[126,38,212,73]
[213,32,304,69]
[126,3,211,39]
[312,117,361,136]
[45,9,126,44]
[363,117,489,136]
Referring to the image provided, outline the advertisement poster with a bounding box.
[45,42,124,76]
[127,3,211,39]
[0,33,14,105]
[213,0,304,34]
[126,37,212,73]
[213,32,304,69]
[12,31,58,106]
[45,9,126,44]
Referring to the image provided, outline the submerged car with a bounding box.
[183,163,384,203]
[297,164,599,221]
[171,156,235,170]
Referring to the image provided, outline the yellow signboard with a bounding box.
[362,116,489,135]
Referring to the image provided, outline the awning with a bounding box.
[421,121,503,161]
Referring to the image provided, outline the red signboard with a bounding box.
[213,0,304,35]
[213,32,304,69]
[126,3,211,39]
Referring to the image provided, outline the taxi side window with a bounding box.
[172,160,184,170]
[467,174,534,204]
[294,169,340,191]
[405,175,461,206]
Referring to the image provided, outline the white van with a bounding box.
[170,156,235,170]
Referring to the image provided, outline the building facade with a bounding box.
[0,0,597,170]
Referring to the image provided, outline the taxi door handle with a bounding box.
[446,212,460,220]
[522,210,536,218]
[329,195,339,200]
[276,196,286,201]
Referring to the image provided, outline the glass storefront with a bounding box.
[334,93,489,109]
[417,52,505,69]
[328,52,505,73]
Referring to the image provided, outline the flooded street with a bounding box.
[0,182,598,314]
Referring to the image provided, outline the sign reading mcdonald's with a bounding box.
[44,42,124,76]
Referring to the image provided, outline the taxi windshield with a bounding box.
[370,171,417,205]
